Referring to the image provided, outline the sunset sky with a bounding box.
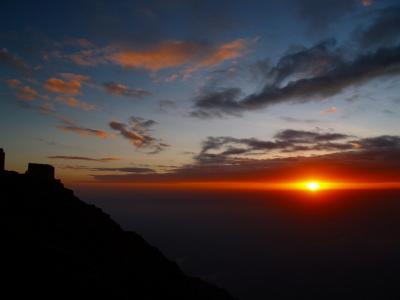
[1,0,399,186]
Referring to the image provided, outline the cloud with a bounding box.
[191,9,400,118]
[44,78,82,95]
[90,167,155,173]
[103,82,151,98]
[92,131,400,183]
[192,43,400,117]
[59,72,91,83]
[5,79,48,101]
[0,48,30,72]
[66,48,107,66]
[109,40,198,71]
[185,39,249,72]
[17,101,55,114]
[16,85,40,101]
[355,135,400,149]
[57,125,109,139]
[267,39,340,85]
[196,129,353,164]
[55,96,96,111]
[320,106,337,115]
[63,166,155,173]
[108,39,249,72]
[5,79,22,88]
[191,88,242,118]
[109,116,169,153]
[48,156,120,162]
[274,129,349,142]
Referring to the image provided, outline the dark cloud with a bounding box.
[356,135,400,149]
[191,88,242,118]
[92,131,400,183]
[48,156,120,162]
[268,39,340,85]
[196,129,354,164]
[109,116,168,153]
[90,167,155,173]
[61,165,155,173]
[274,129,350,143]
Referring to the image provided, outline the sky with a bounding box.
[1,0,399,186]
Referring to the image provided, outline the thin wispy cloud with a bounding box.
[321,107,337,115]
[55,96,96,111]
[103,82,151,98]
[48,156,120,162]
[57,125,109,139]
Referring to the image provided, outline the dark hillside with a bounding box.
[0,171,236,300]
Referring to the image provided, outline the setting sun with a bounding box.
[306,181,320,191]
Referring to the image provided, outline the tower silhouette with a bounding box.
[0,148,4,171]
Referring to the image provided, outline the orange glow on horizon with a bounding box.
[70,180,400,191]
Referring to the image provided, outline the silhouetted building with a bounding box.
[0,148,4,171]
[26,163,55,180]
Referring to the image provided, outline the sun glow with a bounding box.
[305,181,321,191]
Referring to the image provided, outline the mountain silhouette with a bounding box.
[0,170,236,300]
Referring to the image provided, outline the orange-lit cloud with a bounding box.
[190,39,248,71]
[320,106,337,115]
[55,96,95,111]
[5,79,42,101]
[5,79,21,88]
[109,41,198,71]
[44,78,81,95]
[109,39,249,71]
[17,86,40,101]
[57,125,109,139]
[59,72,91,83]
